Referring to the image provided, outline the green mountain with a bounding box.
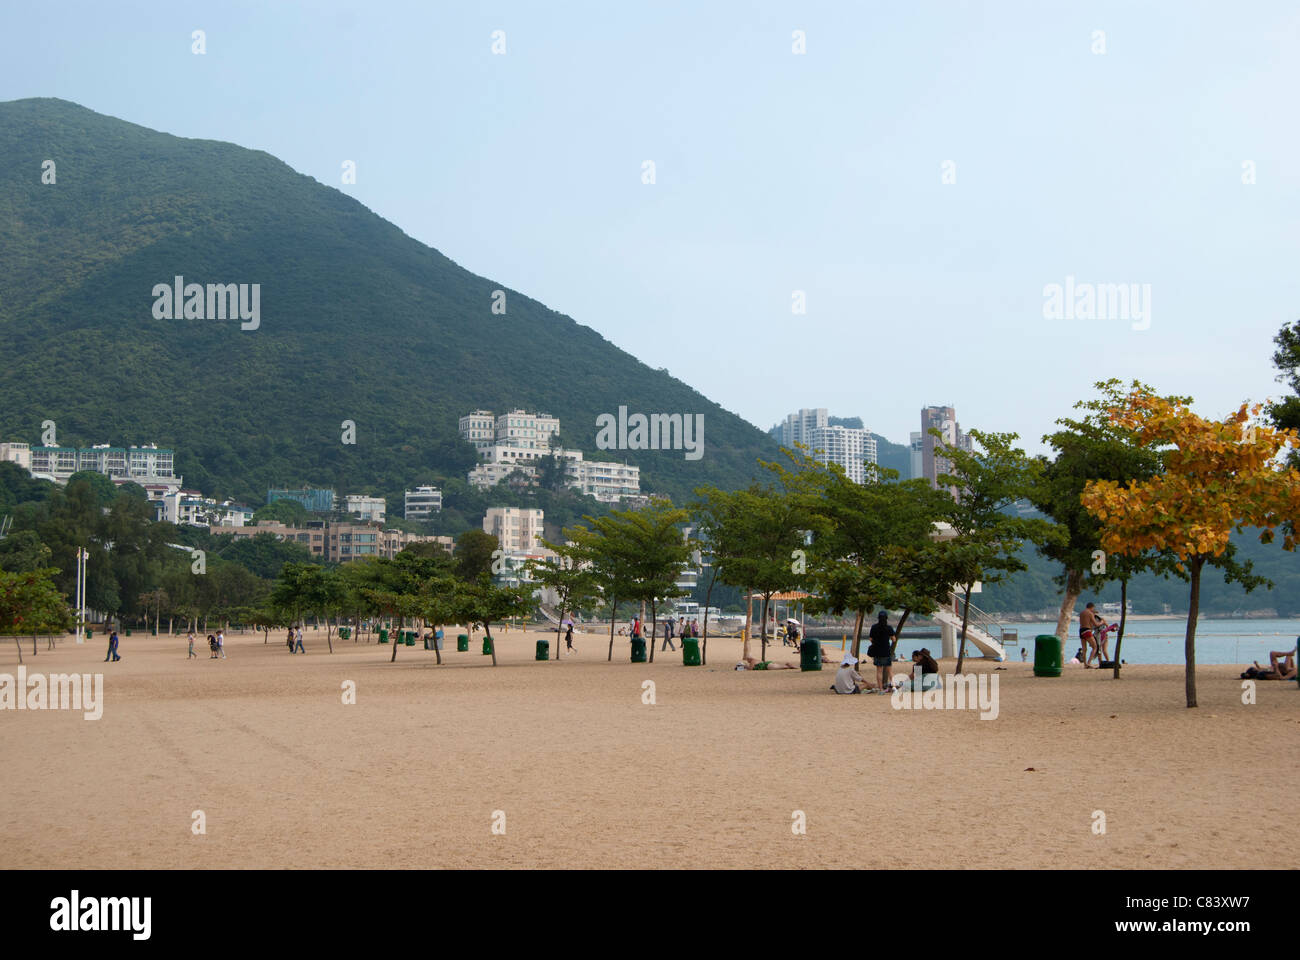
[0,98,779,508]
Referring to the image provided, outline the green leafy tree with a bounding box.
[526,531,601,661]
[935,429,1061,673]
[0,566,73,662]
[1032,380,1171,672]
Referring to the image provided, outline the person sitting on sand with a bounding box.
[736,656,799,671]
[830,654,875,693]
[902,649,941,691]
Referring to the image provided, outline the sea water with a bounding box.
[1002,618,1300,666]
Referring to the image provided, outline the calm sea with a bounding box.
[996,618,1300,666]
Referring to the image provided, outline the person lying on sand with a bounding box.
[736,656,799,671]
[1246,650,1297,680]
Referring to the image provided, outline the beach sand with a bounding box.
[1,626,1295,869]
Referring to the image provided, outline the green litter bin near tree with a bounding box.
[681,637,701,666]
[378,628,389,644]
[457,634,469,652]
[339,627,351,640]
[630,637,647,663]
[85,629,92,640]
[151,627,157,636]
[799,638,822,671]
[125,628,132,636]
[482,635,493,655]
[535,639,549,661]
[405,631,417,646]
[1034,634,1063,677]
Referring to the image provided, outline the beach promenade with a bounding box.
[1,627,1294,869]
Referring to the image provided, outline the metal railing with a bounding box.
[947,591,1002,641]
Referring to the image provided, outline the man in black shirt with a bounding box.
[866,611,895,690]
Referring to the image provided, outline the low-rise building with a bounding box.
[27,442,182,490]
[267,488,335,513]
[160,492,254,528]
[344,494,386,523]
[0,442,32,471]
[403,486,443,520]
[222,520,451,562]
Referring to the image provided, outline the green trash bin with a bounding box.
[85,629,92,640]
[457,634,469,652]
[151,627,158,636]
[536,639,549,661]
[339,627,351,641]
[682,637,701,666]
[482,635,493,655]
[379,628,389,644]
[630,637,647,663]
[404,631,416,647]
[799,638,823,671]
[1034,634,1063,677]
[125,628,132,636]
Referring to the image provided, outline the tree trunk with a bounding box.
[759,594,770,663]
[742,588,752,660]
[955,584,973,673]
[891,609,911,658]
[850,609,865,661]
[15,636,22,663]
[1185,558,1202,708]
[648,601,657,664]
[1112,579,1128,679]
[554,599,564,661]
[607,596,617,662]
[1054,567,1083,643]
[702,567,717,666]
[486,623,497,666]
[326,615,334,654]
[390,622,400,662]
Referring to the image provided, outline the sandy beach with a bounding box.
[1,625,1296,869]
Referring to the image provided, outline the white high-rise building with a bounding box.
[909,432,924,480]
[780,409,877,484]
[781,408,828,449]
[483,506,545,554]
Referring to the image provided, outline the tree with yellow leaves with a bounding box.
[1081,387,1300,707]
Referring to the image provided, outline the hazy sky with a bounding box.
[4,1,1298,451]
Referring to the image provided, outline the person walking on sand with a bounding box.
[631,616,642,642]
[866,611,896,690]
[104,629,121,662]
[216,628,227,659]
[293,625,305,654]
[187,631,197,659]
[661,617,676,652]
[287,627,296,652]
[564,620,575,653]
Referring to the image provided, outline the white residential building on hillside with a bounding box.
[28,442,183,491]
[483,506,545,554]
[160,492,254,528]
[458,411,496,453]
[0,442,31,471]
[403,486,442,520]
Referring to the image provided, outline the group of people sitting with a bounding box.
[831,648,939,695]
